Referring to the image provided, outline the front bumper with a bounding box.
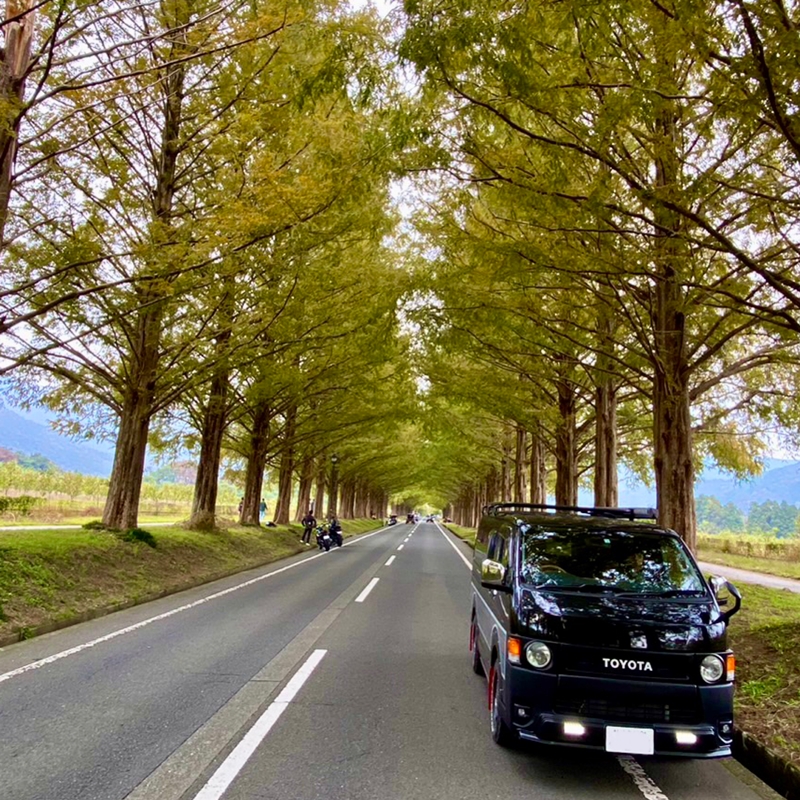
[505,666,734,758]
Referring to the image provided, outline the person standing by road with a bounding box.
[301,510,316,544]
[259,498,267,523]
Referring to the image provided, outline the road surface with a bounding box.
[0,522,780,800]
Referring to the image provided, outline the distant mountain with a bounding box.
[579,461,800,511]
[0,407,115,477]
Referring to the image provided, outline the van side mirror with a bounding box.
[481,559,512,593]
[709,575,741,622]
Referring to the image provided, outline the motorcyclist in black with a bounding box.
[328,517,343,547]
[301,510,316,545]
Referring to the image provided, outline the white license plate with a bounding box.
[605,726,654,755]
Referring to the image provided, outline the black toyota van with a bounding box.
[469,504,741,757]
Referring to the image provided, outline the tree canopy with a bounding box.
[2,0,800,546]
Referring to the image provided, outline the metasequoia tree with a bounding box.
[7,1,363,529]
[401,0,800,548]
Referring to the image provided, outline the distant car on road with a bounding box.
[470,503,741,758]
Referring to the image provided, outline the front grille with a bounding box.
[554,691,700,725]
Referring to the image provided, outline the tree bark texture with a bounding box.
[514,425,527,502]
[593,306,618,508]
[102,300,163,530]
[529,423,547,504]
[241,400,271,525]
[313,457,326,516]
[0,0,35,243]
[273,405,297,524]
[554,361,578,507]
[294,454,314,520]
[189,367,229,529]
[650,11,697,550]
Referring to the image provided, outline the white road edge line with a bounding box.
[192,649,327,800]
[617,756,670,800]
[385,556,396,566]
[0,526,393,685]
[355,577,380,604]
[435,523,472,569]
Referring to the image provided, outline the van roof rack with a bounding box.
[483,503,658,521]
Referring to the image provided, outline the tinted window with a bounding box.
[519,527,705,595]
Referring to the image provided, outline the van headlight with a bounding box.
[525,641,552,669]
[700,654,724,683]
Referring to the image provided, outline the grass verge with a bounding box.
[730,585,800,766]
[696,547,800,581]
[0,518,381,641]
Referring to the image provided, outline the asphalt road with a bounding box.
[0,522,781,800]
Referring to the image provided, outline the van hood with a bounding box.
[517,587,728,652]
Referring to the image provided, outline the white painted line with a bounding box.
[385,556,396,566]
[435,524,472,569]
[192,650,326,800]
[355,578,380,604]
[0,525,393,685]
[397,544,404,551]
[404,537,410,542]
[617,756,670,800]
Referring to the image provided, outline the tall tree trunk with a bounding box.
[650,9,696,550]
[241,400,271,525]
[102,300,162,530]
[594,306,618,508]
[294,454,314,520]
[313,457,326,516]
[190,281,234,530]
[102,5,188,529]
[554,361,578,506]
[274,405,297,524]
[189,367,229,529]
[529,423,547,504]
[0,0,35,243]
[514,425,527,502]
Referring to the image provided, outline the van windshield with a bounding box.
[519,527,706,595]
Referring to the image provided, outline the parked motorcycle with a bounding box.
[387,515,398,526]
[316,524,332,551]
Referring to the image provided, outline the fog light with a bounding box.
[563,722,586,737]
[719,720,733,741]
[515,705,530,719]
[675,731,698,746]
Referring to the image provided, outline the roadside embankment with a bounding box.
[0,518,380,646]
[444,523,800,799]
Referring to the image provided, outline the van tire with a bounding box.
[470,619,485,676]
[489,664,515,747]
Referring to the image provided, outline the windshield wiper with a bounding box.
[617,589,707,598]
[559,584,625,594]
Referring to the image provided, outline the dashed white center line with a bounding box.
[192,649,327,800]
[355,578,380,603]
[385,556,396,566]
[617,756,670,800]
[397,544,404,551]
